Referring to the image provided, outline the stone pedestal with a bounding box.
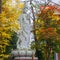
[11,49,38,60]
[14,57,38,60]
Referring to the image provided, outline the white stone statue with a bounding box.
[17,14,31,49]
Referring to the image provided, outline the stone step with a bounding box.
[14,57,38,60]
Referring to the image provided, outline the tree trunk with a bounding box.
[46,47,52,60]
[0,0,2,13]
[30,0,38,58]
[46,52,50,60]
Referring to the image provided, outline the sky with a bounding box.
[20,0,60,5]
[12,0,60,5]
[52,0,60,5]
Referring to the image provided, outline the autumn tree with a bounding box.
[31,5,60,60]
[0,0,24,59]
